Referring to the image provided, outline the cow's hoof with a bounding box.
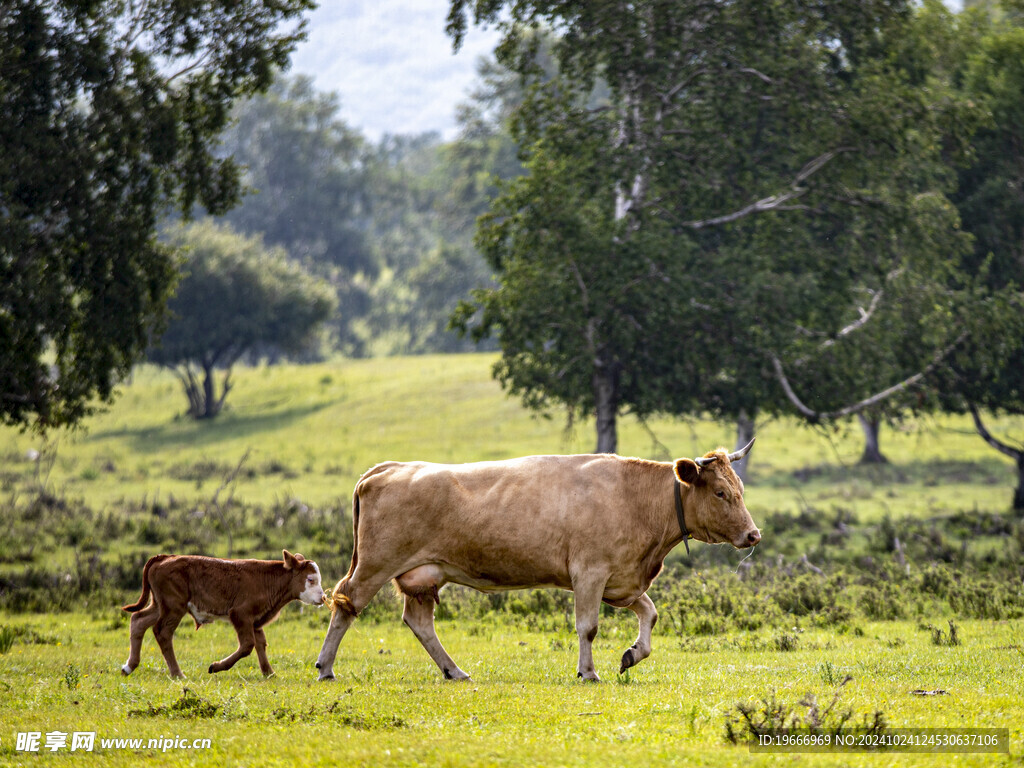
[317,673,335,682]
[207,664,215,674]
[443,668,471,681]
[121,665,132,676]
[619,649,635,674]
[576,671,601,682]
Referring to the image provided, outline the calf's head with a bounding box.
[674,439,761,549]
[283,550,326,605]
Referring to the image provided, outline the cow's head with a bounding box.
[673,439,761,549]
[283,550,327,605]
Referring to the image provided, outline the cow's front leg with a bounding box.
[619,593,658,674]
[571,571,609,681]
[209,614,255,674]
[316,569,389,681]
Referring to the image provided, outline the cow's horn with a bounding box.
[694,454,718,468]
[727,437,756,463]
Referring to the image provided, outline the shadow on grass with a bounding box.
[85,399,334,454]
[755,459,1011,489]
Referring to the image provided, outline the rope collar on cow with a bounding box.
[674,478,691,555]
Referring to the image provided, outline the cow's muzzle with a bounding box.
[739,529,761,548]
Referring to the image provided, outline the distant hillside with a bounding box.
[0,354,1018,518]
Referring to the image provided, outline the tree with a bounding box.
[0,0,313,431]
[358,52,530,355]
[149,222,335,419]
[455,138,705,453]
[449,0,978,454]
[217,75,375,353]
[939,1,1024,509]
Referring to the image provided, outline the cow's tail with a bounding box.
[330,488,361,618]
[122,555,168,612]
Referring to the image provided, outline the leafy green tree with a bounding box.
[358,52,530,355]
[0,0,313,431]
[939,1,1024,508]
[450,0,978,454]
[218,75,375,352]
[149,222,335,419]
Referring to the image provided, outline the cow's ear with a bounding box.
[674,458,701,485]
[283,550,298,570]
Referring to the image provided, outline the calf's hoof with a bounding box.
[121,664,133,676]
[619,649,635,674]
[317,673,335,682]
[576,671,601,682]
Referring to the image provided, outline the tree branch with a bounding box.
[770,332,967,421]
[819,286,888,349]
[967,402,1023,461]
[681,148,854,230]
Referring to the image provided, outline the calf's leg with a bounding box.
[399,574,469,680]
[122,602,160,675]
[209,613,255,674]
[152,611,186,678]
[253,627,273,677]
[619,593,658,674]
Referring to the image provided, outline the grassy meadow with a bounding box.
[1,353,1023,766]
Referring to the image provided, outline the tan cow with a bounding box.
[316,440,759,682]
[121,550,325,678]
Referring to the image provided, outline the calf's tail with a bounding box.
[122,555,168,612]
[330,489,360,618]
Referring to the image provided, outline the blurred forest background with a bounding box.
[3,0,1024,496]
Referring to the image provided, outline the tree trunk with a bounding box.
[733,410,756,481]
[593,360,619,454]
[1015,458,1024,513]
[857,413,888,464]
[967,403,1023,513]
[201,362,218,419]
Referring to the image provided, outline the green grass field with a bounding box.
[1,354,1023,766]
[1,354,1021,518]
[0,610,1020,767]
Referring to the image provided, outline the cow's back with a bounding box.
[353,455,666,591]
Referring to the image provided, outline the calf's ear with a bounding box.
[674,458,701,485]
[283,550,299,570]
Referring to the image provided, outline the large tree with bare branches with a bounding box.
[0,0,312,431]
[450,0,980,454]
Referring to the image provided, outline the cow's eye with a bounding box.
[715,490,726,499]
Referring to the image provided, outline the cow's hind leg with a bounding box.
[316,567,391,681]
[572,570,610,681]
[619,593,658,674]
[397,566,470,681]
[122,602,160,675]
[209,613,256,674]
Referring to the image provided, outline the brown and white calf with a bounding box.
[121,550,325,678]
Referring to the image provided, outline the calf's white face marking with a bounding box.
[299,562,326,605]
